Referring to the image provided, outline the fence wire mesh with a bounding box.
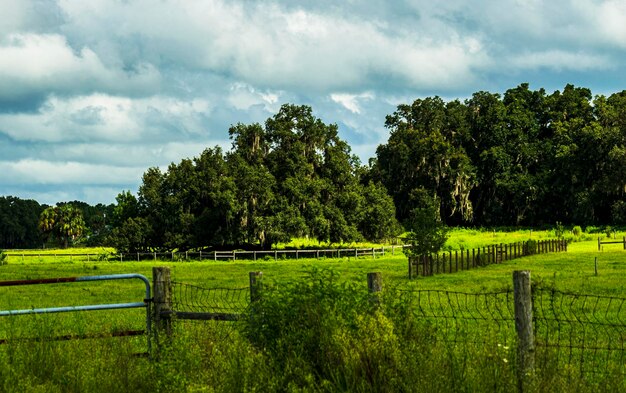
[386,287,516,347]
[533,288,626,375]
[170,282,250,342]
[171,282,250,315]
[168,279,626,376]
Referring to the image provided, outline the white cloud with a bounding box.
[0,159,145,185]
[2,0,626,206]
[55,0,487,92]
[0,94,213,143]
[330,92,375,114]
[596,0,626,48]
[227,83,283,112]
[0,33,160,102]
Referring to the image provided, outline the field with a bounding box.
[1,229,626,392]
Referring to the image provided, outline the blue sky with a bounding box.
[1,0,626,205]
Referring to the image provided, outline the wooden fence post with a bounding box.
[153,266,172,336]
[249,271,263,303]
[367,272,382,308]
[513,270,535,393]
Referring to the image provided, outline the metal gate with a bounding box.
[0,273,151,351]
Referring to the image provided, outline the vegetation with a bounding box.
[1,236,626,392]
[39,205,86,249]
[0,196,44,249]
[404,195,449,257]
[109,104,400,253]
[370,84,626,227]
[3,84,626,254]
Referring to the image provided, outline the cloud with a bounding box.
[2,0,626,206]
[0,94,212,143]
[0,33,160,110]
[56,0,487,92]
[330,92,375,114]
[0,159,145,185]
[508,50,612,72]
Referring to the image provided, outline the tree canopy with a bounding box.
[109,104,400,252]
[39,204,86,248]
[5,85,626,252]
[371,84,626,227]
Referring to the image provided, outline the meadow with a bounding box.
[1,229,626,392]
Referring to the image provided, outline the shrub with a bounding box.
[554,221,565,239]
[525,239,537,255]
[572,226,582,237]
[241,268,403,389]
[0,249,6,265]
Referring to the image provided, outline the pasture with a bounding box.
[1,230,626,392]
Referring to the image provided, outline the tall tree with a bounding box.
[39,205,85,248]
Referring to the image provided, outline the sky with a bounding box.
[2,0,626,206]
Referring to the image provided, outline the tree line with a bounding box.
[108,104,400,252]
[370,83,626,227]
[0,197,111,249]
[2,84,626,251]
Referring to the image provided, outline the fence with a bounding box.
[597,236,626,250]
[0,274,152,352]
[161,269,625,387]
[408,239,568,278]
[4,245,411,263]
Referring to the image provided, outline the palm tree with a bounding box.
[39,205,85,248]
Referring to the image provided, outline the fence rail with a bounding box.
[4,245,411,263]
[409,239,568,278]
[597,236,626,250]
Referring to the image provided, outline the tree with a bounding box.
[0,196,44,248]
[404,193,449,257]
[374,97,475,225]
[39,205,85,248]
[108,217,152,254]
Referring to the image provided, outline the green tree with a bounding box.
[374,97,474,225]
[39,205,85,248]
[108,217,152,254]
[0,196,44,248]
[404,193,449,257]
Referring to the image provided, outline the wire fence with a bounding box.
[165,272,626,377]
[387,288,516,347]
[533,288,626,375]
[171,282,249,315]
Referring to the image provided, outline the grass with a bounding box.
[1,231,626,392]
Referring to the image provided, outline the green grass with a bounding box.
[1,233,626,392]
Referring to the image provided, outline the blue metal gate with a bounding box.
[0,273,151,352]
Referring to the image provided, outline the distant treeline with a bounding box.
[3,84,626,250]
[0,197,112,249]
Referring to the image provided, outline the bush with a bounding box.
[525,239,537,255]
[0,249,6,265]
[554,221,565,239]
[572,226,582,237]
